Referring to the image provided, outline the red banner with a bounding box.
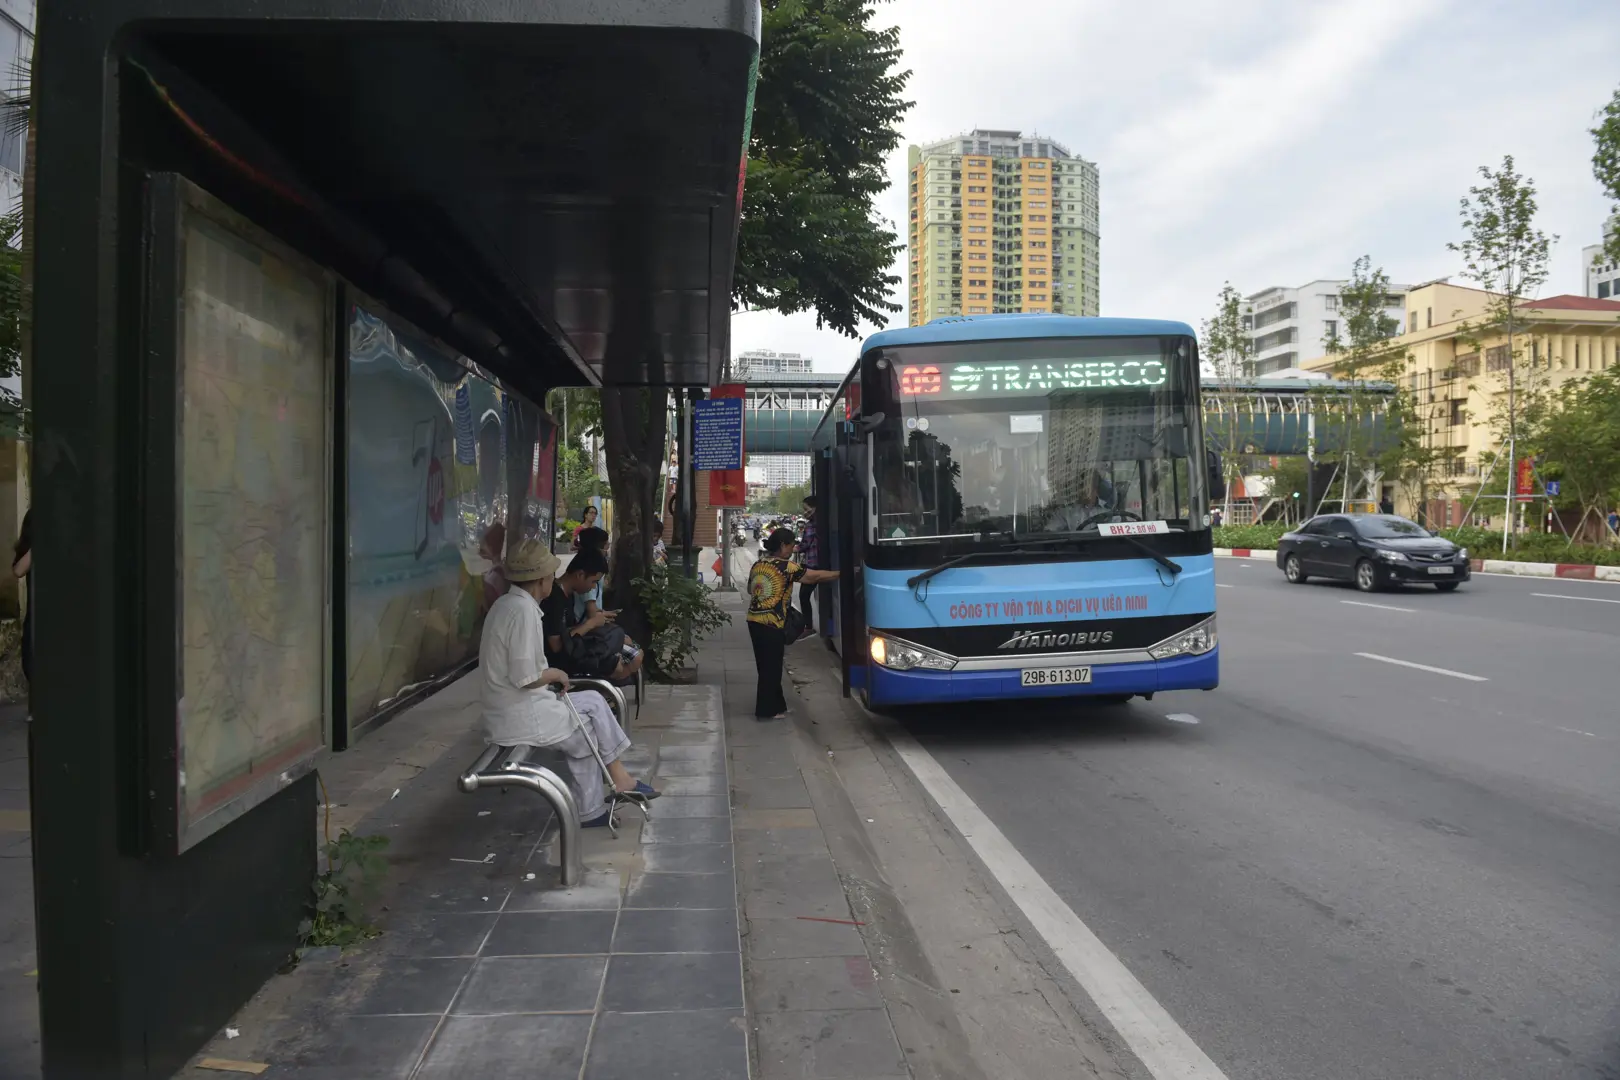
[708,382,746,508]
[1515,457,1535,499]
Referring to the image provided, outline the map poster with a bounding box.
[177,204,330,849]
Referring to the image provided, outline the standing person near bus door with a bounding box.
[796,496,820,638]
[746,528,839,720]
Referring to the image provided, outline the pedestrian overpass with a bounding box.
[744,373,1398,456]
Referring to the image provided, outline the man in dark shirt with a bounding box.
[542,548,643,681]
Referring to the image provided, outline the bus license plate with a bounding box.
[1426,566,1455,575]
[1021,666,1092,687]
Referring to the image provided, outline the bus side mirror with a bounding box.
[855,410,886,434]
[1207,449,1226,501]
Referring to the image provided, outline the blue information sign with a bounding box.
[1545,480,1560,496]
[692,397,744,471]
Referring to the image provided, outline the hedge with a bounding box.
[1212,522,1620,567]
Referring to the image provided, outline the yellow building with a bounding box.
[907,129,1099,325]
[1302,281,1620,511]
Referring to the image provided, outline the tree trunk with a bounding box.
[600,385,668,661]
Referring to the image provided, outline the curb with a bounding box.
[1213,548,1620,582]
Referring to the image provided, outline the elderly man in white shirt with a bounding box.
[480,539,658,827]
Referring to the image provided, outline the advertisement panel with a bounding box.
[346,304,513,726]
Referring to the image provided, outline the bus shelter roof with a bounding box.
[39,0,760,396]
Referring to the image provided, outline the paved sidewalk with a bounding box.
[175,591,920,1079]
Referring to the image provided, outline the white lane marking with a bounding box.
[1532,592,1620,605]
[1340,600,1415,613]
[1164,713,1201,725]
[1554,726,1605,738]
[1215,583,1235,589]
[1354,652,1488,682]
[885,730,1230,1080]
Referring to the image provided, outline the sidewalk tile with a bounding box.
[749,956,883,1012]
[654,773,729,796]
[641,817,732,844]
[732,774,811,809]
[624,870,736,910]
[257,1013,438,1074]
[640,841,732,874]
[584,1009,747,1080]
[415,1013,591,1078]
[649,757,728,778]
[345,957,473,1016]
[744,917,866,961]
[653,795,730,818]
[373,912,496,958]
[736,827,830,859]
[600,953,743,1011]
[754,1009,908,1079]
[505,869,621,911]
[613,907,738,954]
[451,955,605,1015]
[481,911,617,956]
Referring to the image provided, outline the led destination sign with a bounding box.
[898,358,1168,397]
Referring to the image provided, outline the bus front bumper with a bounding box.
[866,648,1218,707]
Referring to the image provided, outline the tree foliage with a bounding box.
[1592,83,1620,266]
[1320,257,1427,504]
[1199,282,1251,517]
[733,0,913,336]
[1533,370,1620,536]
[1447,156,1554,548]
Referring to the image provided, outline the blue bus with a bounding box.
[808,314,1223,709]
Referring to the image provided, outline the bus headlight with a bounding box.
[869,634,956,671]
[1148,616,1217,661]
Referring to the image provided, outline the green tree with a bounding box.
[1591,84,1620,266]
[1255,456,1311,524]
[1536,370,1620,540]
[734,0,912,335]
[1199,281,1251,520]
[1320,257,1431,512]
[599,0,910,656]
[1447,155,1555,553]
[774,482,810,515]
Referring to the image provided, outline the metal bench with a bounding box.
[458,743,585,887]
[455,680,647,888]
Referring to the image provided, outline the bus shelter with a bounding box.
[29,2,758,1075]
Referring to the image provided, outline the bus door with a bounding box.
[834,421,869,697]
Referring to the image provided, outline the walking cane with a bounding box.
[553,686,651,839]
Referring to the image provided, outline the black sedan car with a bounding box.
[1276,514,1471,592]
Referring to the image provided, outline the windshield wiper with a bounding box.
[905,547,1037,589]
[1027,532,1183,576]
[904,533,1181,589]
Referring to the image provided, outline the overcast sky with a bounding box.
[730,0,1620,373]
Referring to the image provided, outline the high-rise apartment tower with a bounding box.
[907,129,1099,325]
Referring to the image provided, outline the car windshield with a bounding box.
[868,336,1203,543]
[1356,515,1431,539]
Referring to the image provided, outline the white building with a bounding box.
[1582,216,1620,300]
[745,455,811,489]
[1242,278,1411,376]
[735,349,813,378]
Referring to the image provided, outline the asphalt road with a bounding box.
[904,560,1620,1080]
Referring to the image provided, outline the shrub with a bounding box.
[302,830,390,948]
[633,564,731,677]
[1212,522,1291,550]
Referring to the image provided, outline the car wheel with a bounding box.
[1283,553,1308,583]
[1434,581,1460,592]
[1355,559,1381,592]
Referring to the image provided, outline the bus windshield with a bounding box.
[867,336,1204,543]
